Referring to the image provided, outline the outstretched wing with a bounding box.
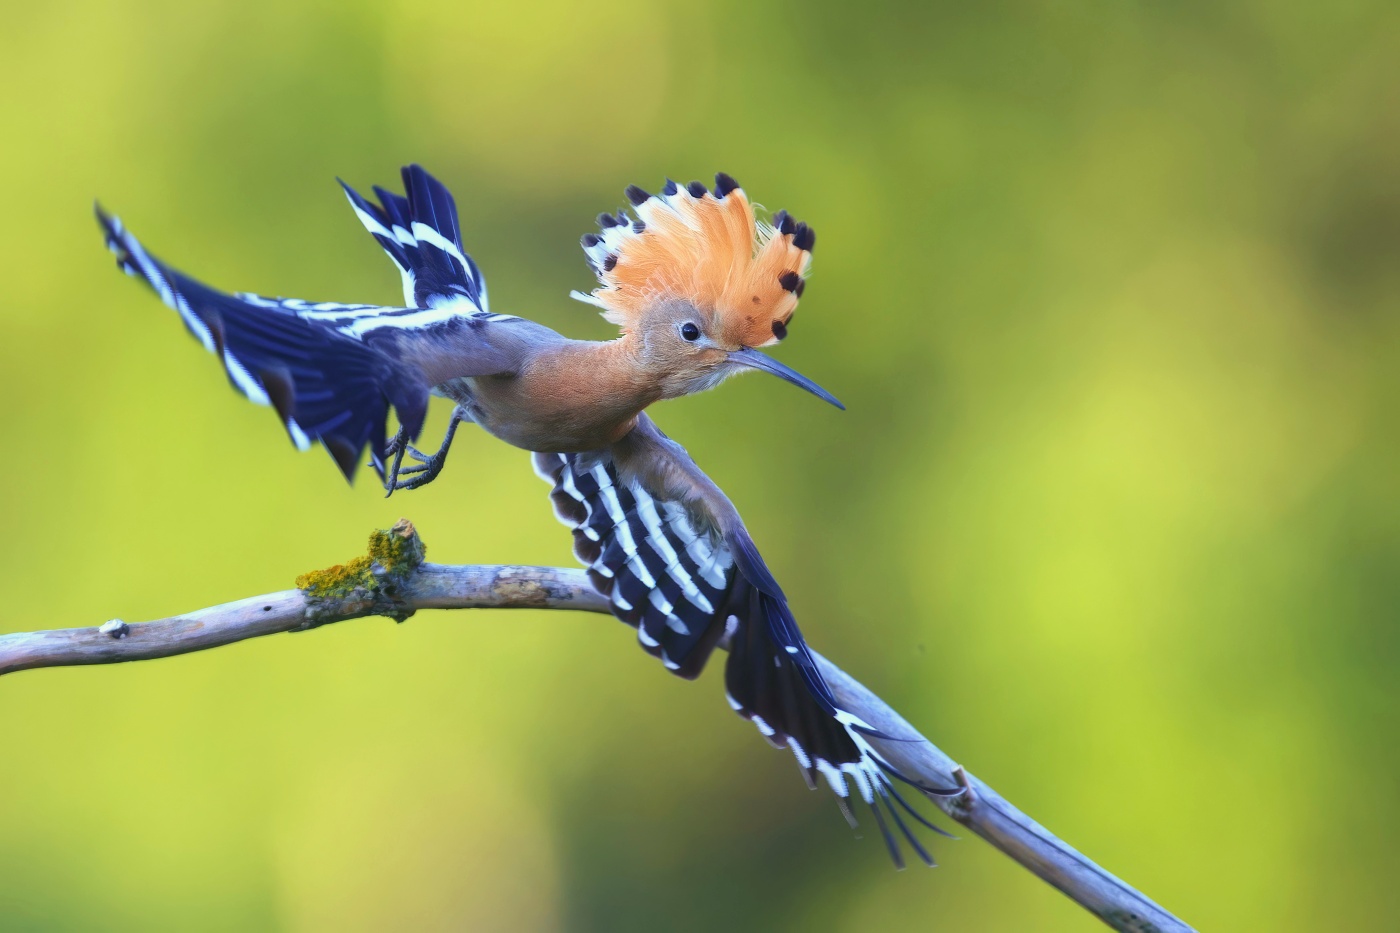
[533,414,950,867]
[96,205,530,481]
[339,164,501,318]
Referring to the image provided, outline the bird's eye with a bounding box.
[681,322,701,341]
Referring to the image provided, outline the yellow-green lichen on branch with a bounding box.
[294,554,374,599]
[295,518,427,602]
[365,519,426,572]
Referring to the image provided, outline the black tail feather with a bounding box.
[880,793,935,867]
[884,779,959,839]
[867,796,906,870]
[873,754,965,800]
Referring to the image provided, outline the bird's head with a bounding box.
[571,174,843,411]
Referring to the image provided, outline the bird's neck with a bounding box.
[551,334,665,442]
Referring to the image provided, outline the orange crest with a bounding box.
[571,174,814,348]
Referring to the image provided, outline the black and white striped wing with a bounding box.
[97,206,430,480]
[96,164,546,482]
[339,164,507,321]
[100,211,526,484]
[533,440,952,867]
[232,291,520,347]
[535,448,733,678]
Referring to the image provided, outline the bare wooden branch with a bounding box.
[0,522,1192,933]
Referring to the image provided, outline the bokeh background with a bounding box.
[2,1,1398,930]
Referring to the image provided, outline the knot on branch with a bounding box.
[295,518,426,626]
[1103,910,1164,933]
[945,766,978,821]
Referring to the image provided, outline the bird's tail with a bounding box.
[96,205,429,481]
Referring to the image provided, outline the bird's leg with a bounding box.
[387,407,468,494]
[381,425,411,495]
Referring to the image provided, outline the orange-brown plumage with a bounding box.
[101,163,947,867]
[577,175,814,348]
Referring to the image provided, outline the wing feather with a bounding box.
[340,164,498,317]
[532,414,950,865]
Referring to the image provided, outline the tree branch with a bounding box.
[0,521,1191,933]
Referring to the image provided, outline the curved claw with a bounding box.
[382,425,411,498]
[384,406,468,494]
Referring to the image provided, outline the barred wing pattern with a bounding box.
[339,164,510,323]
[534,448,732,678]
[96,166,525,482]
[96,207,426,480]
[533,442,951,867]
[233,293,517,340]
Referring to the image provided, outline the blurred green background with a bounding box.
[2,1,1397,930]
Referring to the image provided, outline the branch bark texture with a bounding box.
[0,521,1192,933]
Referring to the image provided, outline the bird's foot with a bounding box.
[381,425,411,494]
[389,443,449,492]
[383,408,466,496]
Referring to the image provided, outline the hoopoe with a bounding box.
[96,166,952,866]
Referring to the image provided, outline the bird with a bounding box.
[95,165,953,866]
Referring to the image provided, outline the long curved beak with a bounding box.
[727,347,845,410]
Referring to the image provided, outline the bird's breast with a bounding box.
[441,343,657,454]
